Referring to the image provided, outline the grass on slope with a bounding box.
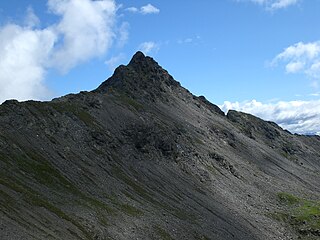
[271,192,320,237]
[50,102,98,128]
[0,149,144,238]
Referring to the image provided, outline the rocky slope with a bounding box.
[0,52,319,240]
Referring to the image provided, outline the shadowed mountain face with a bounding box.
[0,52,319,240]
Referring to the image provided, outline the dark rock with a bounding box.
[197,95,225,116]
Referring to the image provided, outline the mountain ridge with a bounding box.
[0,52,319,240]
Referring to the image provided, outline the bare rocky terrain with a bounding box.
[0,52,319,240]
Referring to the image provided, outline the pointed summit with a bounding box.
[127,51,163,74]
[129,51,146,65]
[95,52,180,98]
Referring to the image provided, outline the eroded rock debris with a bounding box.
[0,52,319,240]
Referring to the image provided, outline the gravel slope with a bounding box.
[0,52,319,240]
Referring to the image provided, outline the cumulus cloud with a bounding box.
[138,41,159,54]
[0,0,117,103]
[125,4,160,15]
[244,0,299,10]
[220,99,320,135]
[0,24,56,102]
[48,0,116,72]
[125,7,139,13]
[25,7,40,28]
[140,4,160,14]
[270,0,298,9]
[272,41,320,80]
[285,61,305,73]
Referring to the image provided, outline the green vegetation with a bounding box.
[193,137,204,145]
[154,226,174,240]
[3,149,143,228]
[100,193,144,217]
[84,196,116,215]
[205,164,216,174]
[111,166,154,203]
[10,150,77,193]
[77,110,97,127]
[50,102,99,128]
[111,166,195,221]
[193,232,210,240]
[277,192,300,205]
[117,94,143,111]
[0,149,123,238]
[0,176,89,239]
[12,149,116,213]
[271,192,320,237]
[118,203,143,217]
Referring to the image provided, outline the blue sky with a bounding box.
[1,0,320,134]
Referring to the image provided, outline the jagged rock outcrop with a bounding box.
[0,52,319,240]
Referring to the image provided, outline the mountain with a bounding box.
[0,52,319,240]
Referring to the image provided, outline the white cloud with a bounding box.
[138,41,159,54]
[309,92,320,97]
[308,61,320,78]
[0,24,56,103]
[25,7,40,28]
[125,4,160,15]
[125,7,138,13]
[245,0,299,10]
[117,21,129,48]
[178,38,193,44]
[0,0,117,103]
[48,0,116,73]
[285,61,304,73]
[275,42,320,60]
[272,41,320,80]
[140,4,160,14]
[270,0,298,9]
[177,36,201,45]
[105,53,126,71]
[220,99,320,135]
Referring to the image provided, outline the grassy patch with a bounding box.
[77,110,96,127]
[193,137,204,146]
[97,212,110,227]
[111,166,154,203]
[154,226,174,240]
[277,192,300,205]
[0,149,119,238]
[118,203,143,217]
[0,176,90,239]
[50,102,98,128]
[111,166,194,220]
[271,192,320,237]
[205,164,216,175]
[118,95,143,111]
[10,150,78,194]
[84,196,116,215]
[193,232,211,240]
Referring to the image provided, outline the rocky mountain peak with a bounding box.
[127,51,162,73]
[95,52,180,100]
[128,51,147,65]
[1,51,320,240]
